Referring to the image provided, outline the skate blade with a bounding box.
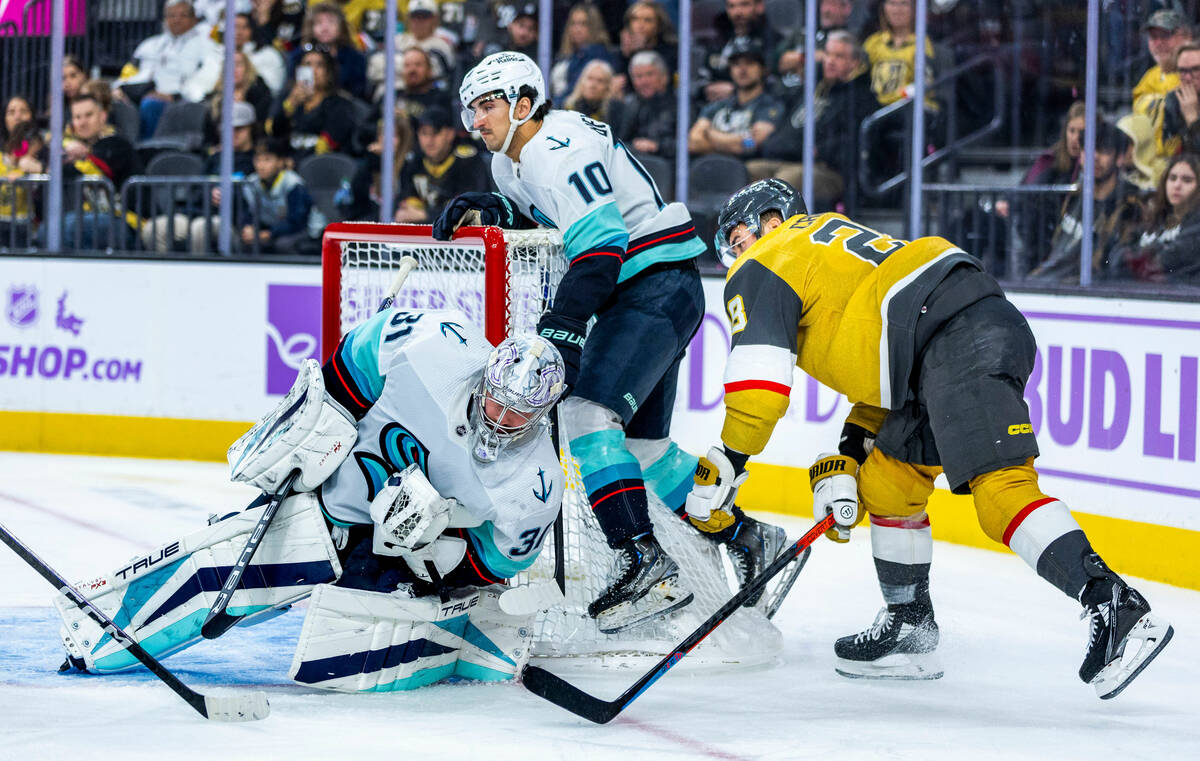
[835,652,944,681]
[1094,614,1174,700]
[596,581,695,634]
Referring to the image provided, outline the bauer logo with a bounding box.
[5,284,37,328]
[266,284,321,395]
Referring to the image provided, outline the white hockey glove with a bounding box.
[369,464,455,556]
[686,446,749,533]
[809,453,863,543]
[399,535,468,583]
[228,359,357,493]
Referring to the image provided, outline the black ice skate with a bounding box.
[834,598,943,680]
[711,508,795,608]
[588,534,694,634]
[1078,554,1173,699]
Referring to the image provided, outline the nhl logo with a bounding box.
[6,284,38,328]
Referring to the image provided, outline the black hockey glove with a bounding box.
[431,192,531,240]
[838,422,877,465]
[536,312,587,390]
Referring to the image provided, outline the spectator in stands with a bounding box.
[997,101,1085,257]
[563,60,618,123]
[747,30,878,209]
[191,13,288,99]
[369,0,457,93]
[1160,44,1200,157]
[777,0,863,88]
[863,0,937,112]
[160,102,261,253]
[115,0,220,140]
[1,97,35,147]
[371,47,453,119]
[204,50,274,132]
[616,2,678,85]
[1109,153,1200,284]
[235,136,324,254]
[609,50,677,160]
[289,3,368,100]
[1,121,44,247]
[695,0,784,104]
[1117,111,1166,193]
[477,3,539,60]
[687,38,783,162]
[268,46,359,158]
[50,56,89,123]
[1029,122,1139,283]
[252,0,306,51]
[339,115,412,221]
[394,106,489,223]
[1132,8,1192,159]
[550,3,619,99]
[48,93,143,250]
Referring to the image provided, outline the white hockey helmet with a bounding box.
[459,51,546,154]
[468,334,565,462]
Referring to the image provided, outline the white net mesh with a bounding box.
[329,224,781,667]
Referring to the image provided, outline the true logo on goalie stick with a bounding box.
[112,541,181,580]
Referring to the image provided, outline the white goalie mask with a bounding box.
[468,335,565,462]
[459,51,546,155]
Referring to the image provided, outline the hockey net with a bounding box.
[322,222,782,668]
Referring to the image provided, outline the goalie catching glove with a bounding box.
[809,453,863,542]
[369,463,455,556]
[228,358,357,493]
[686,446,750,533]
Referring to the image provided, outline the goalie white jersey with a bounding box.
[492,109,704,281]
[320,308,564,579]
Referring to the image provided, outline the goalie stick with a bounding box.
[0,521,269,721]
[202,256,419,639]
[521,513,837,724]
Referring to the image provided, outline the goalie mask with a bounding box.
[714,178,806,268]
[468,335,565,462]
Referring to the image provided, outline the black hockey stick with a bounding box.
[521,513,836,724]
[202,256,420,639]
[201,469,299,639]
[0,521,269,721]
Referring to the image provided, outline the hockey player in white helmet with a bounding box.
[55,309,568,692]
[431,51,789,632]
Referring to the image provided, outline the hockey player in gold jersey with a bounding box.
[686,179,1173,699]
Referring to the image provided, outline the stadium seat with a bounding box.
[137,101,210,153]
[633,152,675,202]
[298,152,358,224]
[108,100,141,143]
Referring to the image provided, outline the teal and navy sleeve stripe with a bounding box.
[321,310,388,420]
[549,203,628,322]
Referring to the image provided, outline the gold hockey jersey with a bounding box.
[719,212,980,455]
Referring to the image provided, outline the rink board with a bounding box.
[1,257,1197,588]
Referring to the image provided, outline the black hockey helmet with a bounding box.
[714,178,806,267]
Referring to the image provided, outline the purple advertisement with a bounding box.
[265,284,321,395]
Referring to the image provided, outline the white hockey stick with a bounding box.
[202,254,420,639]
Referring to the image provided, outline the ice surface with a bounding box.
[1,452,1196,760]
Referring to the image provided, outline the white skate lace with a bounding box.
[854,608,894,644]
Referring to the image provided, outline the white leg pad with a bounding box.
[55,492,341,673]
[454,585,536,683]
[289,584,479,692]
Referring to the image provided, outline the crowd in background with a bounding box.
[0,0,1198,288]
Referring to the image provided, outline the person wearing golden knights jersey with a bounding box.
[686,179,1173,698]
